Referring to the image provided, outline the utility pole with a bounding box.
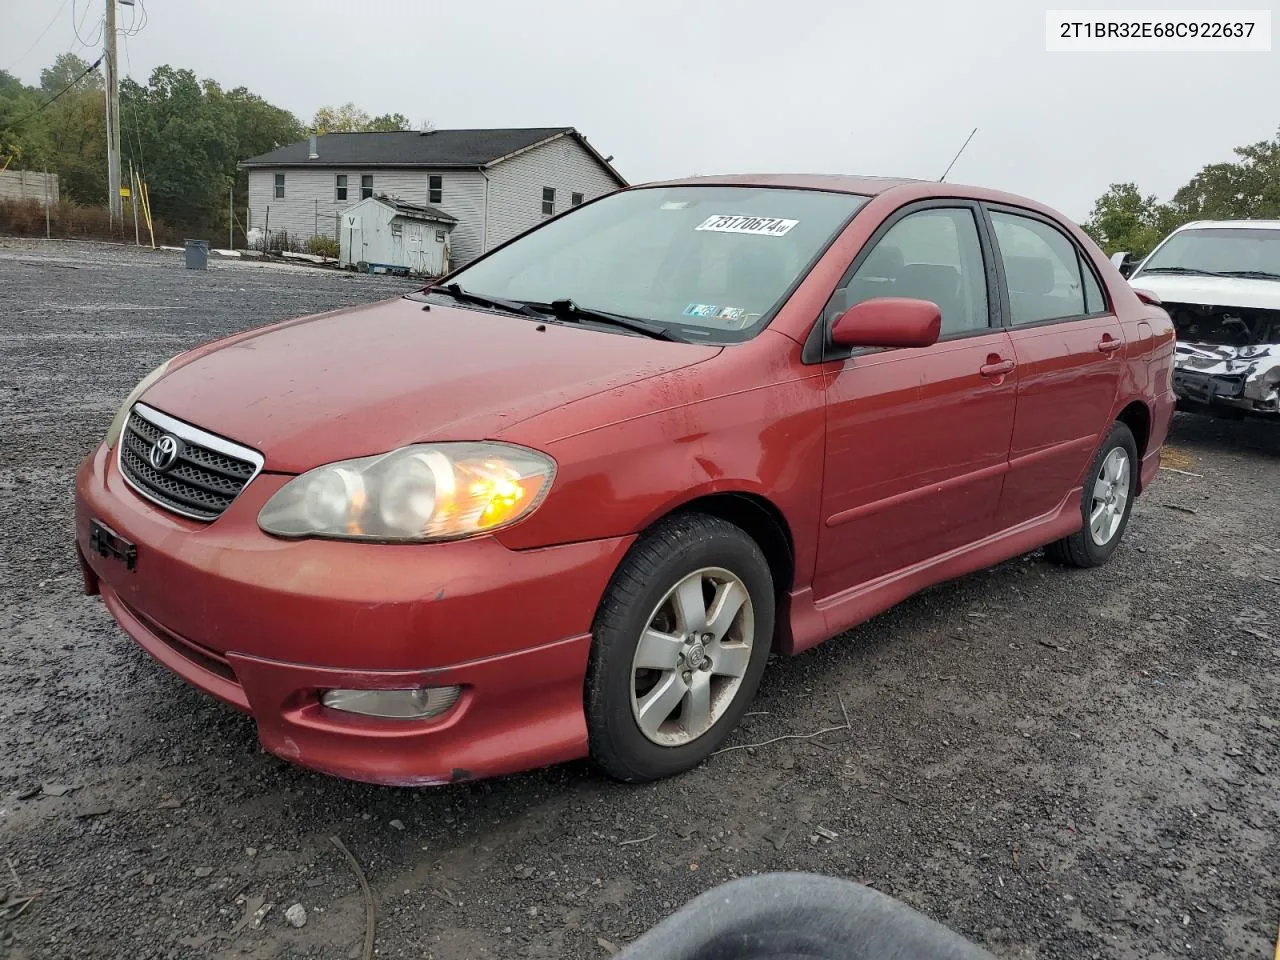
[104,0,123,228]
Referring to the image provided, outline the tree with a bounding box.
[1082,183,1177,256]
[310,102,412,133]
[1172,126,1280,221]
[40,53,103,94]
[367,112,412,132]
[43,88,107,201]
[221,87,304,158]
[0,70,55,171]
[121,68,239,228]
[1083,124,1280,258]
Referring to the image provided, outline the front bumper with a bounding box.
[75,443,634,785]
[1173,343,1280,418]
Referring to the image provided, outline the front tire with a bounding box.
[1045,422,1139,568]
[585,513,774,783]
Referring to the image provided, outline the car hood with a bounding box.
[142,296,720,472]
[1128,273,1280,310]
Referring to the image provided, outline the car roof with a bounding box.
[1173,219,1280,231]
[636,173,1070,216]
[643,173,922,194]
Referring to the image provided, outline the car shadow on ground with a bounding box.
[1165,410,1279,460]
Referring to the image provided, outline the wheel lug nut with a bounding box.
[682,671,692,683]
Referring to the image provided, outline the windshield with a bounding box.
[442,185,868,342]
[1137,227,1280,278]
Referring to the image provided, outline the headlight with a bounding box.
[104,358,174,449]
[257,442,555,542]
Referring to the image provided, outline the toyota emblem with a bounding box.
[148,434,181,471]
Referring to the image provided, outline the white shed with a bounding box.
[338,195,456,276]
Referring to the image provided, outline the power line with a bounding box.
[0,54,104,137]
[71,0,104,53]
[121,0,148,38]
[120,32,147,182]
[9,0,73,71]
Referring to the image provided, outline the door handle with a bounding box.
[980,358,1015,378]
[1097,337,1123,353]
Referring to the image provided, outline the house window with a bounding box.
[541,187,556,216]
[435,229,446,242]
[274,173,285,199]
[361,174,373,200]
[335,174,347,201]
[428,175,442,204]
[571,192,584,207]
[390,222,403,239]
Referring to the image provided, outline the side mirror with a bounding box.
[1110,251,1136,278]
[830,298,941,350]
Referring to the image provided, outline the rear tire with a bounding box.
[585,513,774,783]
[1045,422,1138,568]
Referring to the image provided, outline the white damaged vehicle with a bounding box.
[1122,220,1280,419]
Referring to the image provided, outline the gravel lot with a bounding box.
[1,238,1277,960]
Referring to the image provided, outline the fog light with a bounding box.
[320,686,461,719]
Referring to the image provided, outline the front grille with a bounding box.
[117,403,263,521]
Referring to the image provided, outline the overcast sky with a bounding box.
[4,0,1277,219]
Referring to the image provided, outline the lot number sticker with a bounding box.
[695,215,799,237]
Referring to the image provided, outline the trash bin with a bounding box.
[184,239,209,270]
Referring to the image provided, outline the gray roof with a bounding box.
[370,194,456,224]
[240,127,626,184]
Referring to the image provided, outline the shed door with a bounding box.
[344,213,363,266]
[406,223,430,274]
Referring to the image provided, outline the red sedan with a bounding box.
[75,175,1176,785]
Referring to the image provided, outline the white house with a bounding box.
[338,195,456,276]
[240,127,626,264]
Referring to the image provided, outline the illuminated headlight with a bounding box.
[257,442,555,541]
[321,686,462,719]
[104,358,175,449]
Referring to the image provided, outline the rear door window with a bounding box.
[989,212,1087,324]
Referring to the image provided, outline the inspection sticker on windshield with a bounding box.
[683,303,720,318]
[683,304,754,328]
[695,215,799,237]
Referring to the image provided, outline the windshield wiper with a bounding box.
[1138,266,1224,277]
[429,282,544,318]
[1216,269,1280,281]
[526,299,682,342]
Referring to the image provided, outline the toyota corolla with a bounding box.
[75,175,1177,785]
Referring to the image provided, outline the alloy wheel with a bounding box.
[1088,447,1131,546]
[629,567,754,747]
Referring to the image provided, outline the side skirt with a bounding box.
[780,490,1084,656]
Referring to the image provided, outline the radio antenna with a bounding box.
[938,127,978,182]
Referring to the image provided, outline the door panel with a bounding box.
[814,330,1018,599]
[985,208,1125,528]
[999,316,1124,524]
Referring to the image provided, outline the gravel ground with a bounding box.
[1,238,1277,960]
